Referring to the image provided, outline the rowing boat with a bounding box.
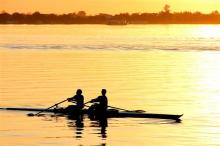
[0,107,183,121]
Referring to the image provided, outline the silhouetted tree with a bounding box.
[211,10,219,15]
[77,11,86,17]
[164,4,171,14]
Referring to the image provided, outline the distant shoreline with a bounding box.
[1,23,220,25]
[1,10,220,24]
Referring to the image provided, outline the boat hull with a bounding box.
[0,107,183,120]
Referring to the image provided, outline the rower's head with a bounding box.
[76,89,82,95]
[101,89,107,95]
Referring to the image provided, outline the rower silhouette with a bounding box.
[66,89,84,116]
[88,89,108,119]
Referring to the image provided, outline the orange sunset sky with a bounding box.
[1,0,220,14]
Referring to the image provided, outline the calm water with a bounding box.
[0,25,220,146]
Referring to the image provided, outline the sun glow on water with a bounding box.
[196,52,220,91]
[195,25,220,38]
[193,52,220,120]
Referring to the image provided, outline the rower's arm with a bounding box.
[67,96,76,102]
[90,96,100,103]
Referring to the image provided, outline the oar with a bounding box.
[85,99,145,113]
[34,99,91,116]
[108,105,145,113]
[27,99,68,116]
[84,100,92,105]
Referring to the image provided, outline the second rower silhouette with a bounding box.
[88,89,108,119]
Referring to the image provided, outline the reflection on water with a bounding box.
[37,112,181,143]
[43,114,108,140]
[90,118,108,139]
[67,114,108,139]
[66,115,85,139]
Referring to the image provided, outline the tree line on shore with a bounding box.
[1,5,220,24]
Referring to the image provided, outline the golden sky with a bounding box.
[1,0,220,14]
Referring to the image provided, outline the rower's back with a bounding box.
[97,90,108,111]
[89,89,108,118]
[69,89,84,109]
[66,89,84,115]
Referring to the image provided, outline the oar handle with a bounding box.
[35,99,68,116]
